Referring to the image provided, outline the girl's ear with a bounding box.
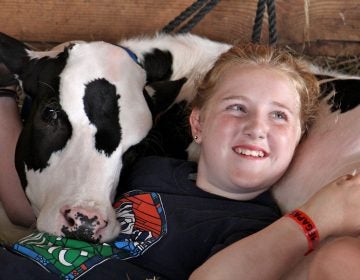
[189,108,202,143]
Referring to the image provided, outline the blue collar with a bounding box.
[119,46,143,68]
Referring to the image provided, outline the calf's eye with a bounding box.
[42,106,59,124]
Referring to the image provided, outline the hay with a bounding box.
[301,0,360,76]
[310,55,360,76]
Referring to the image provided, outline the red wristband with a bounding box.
[286,209,320,256]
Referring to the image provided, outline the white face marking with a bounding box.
[25,42,152,242]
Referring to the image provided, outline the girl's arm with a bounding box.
[0,90,35,227]
[190,174,360,279]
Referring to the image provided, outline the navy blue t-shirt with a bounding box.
[120,156,281,279]
[0,156,281,280]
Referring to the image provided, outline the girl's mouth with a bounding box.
[233,145,269,158]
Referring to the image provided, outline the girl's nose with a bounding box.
[243,116,267,140]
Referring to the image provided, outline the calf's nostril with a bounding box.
[60,207,108,242]
[66,217,75,227]
[63,208,75,227]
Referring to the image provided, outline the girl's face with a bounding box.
[190,64,302,200]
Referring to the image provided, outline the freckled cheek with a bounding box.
[270,127,299,152]
[202,117,234,139]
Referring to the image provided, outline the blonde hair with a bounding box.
[191,43,320,134]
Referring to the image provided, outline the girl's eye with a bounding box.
[227,104,246,113]
[272,111,287,120]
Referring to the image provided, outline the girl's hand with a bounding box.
[300,173,360,240]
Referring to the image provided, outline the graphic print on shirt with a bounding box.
[11,190,167,280]
[113,190,168,257]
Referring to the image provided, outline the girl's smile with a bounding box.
[232,144,268,159]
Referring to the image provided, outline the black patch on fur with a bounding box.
[0,32,30,73]
[120,100,192,187]
[14,50,71,188]
[83,78,121,156]
[144,77,187,119]
[21,49,70,99]
[319,78,360,113]
[15,98,73,184]
[143,48,173,83]
[121,78,189,185]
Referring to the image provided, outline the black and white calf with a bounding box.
[0,32,230,242]
[0,32,359,244]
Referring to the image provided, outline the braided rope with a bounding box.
[177,0,220,33]
[267,0,277,45]
[162,0,220,34]
[162,0,208,33]
[251,0,267,43]
[252,0,277,45]
[162,0,277,44]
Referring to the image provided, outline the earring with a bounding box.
[194,135,199,142]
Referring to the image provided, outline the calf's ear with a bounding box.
[143,48,173,83]
[143,77,188,120]
[0,32,68,76]
[0,32,31,74]
[0,32,70,100]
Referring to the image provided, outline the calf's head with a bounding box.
[0,33,183,242]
